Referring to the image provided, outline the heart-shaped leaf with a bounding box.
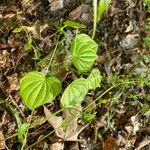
[86,69,102,90]
[71,34,98,72]
[61,78,88,108]
[20,71,61,110]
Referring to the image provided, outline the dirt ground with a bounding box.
[0,0,150,149]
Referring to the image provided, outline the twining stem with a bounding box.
[46,35,60,75]
[27,108,64,149]
[26,80,139,149]
[92,0,98,39]
[21,110,34,150]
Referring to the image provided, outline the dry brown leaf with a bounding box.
[24,24,40,40]
[136,138,150,150]
[0,50,10,71]
[103,135,119,150]
[44,106,87,141]
[0,43,12,49]
[44,106,64,139]
[7,73,19,93]
[50,142,64,150]
[0,130,5,149]
[69,4,92,24]
[48,0,63,11]
[63,109,88,141]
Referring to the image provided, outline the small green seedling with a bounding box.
[144,37,150,47]
[20,33,100,110]
[86,68,102,90]
[17,123,29,144]
[145,0,150,9]
[19,20,101,148]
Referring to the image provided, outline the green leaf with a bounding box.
[145,0,150,8]
[83,112,96,122]
[71,34,98,72]
[46,76,62,98]
[61,78,88,108]
[97,0,111,21]
[20,71,61,110]
[144,37,150,48]
[5,103,29,144]
[86,69,102,90]
[64,20,86,29]
[13,27,22,33]
[24,36,33,51]
[24,43,32,51]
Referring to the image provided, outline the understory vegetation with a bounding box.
[0,0,150,149]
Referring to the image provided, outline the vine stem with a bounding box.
[27,108,64,149]
[46,35,60,75]
[27,80,139,149]
[92,0,97,39]
[21,110,34,150]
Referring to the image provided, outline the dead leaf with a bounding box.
[44,106,87,141]
[136,138,150,150]
[48,0,63,11]
[0,130,5,149]
[67,142,79,150]
[44,106,64,139]
[103,135,119,150]
[0,50,10,70]
[24,23,40,40]
[69,4,92,24]
[63,109,88,141]
[0,43,12,49]
[7,73,19,93]
[50,142,64,150]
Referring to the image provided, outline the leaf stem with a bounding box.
[92,0,97,39]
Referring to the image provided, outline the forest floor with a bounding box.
[0,0,150,150]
